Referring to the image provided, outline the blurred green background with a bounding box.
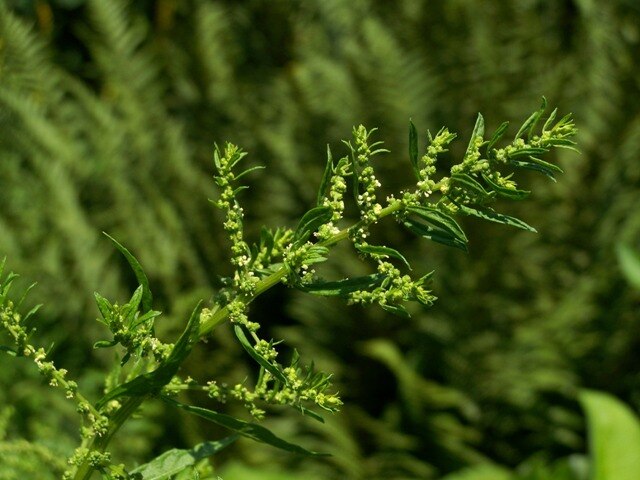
[0,0,639,478]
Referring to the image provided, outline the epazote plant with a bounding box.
[0,98,576,479]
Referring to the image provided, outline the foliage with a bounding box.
[440,390,640,480]
[1,0,639,478]
[1,97,575,477]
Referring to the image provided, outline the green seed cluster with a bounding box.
[214,143,253,273]
[416,128,457,198]
[350,125,387,241]
[317,157,350,240]
[349,261,435,310]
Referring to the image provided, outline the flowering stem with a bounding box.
[197,199,404,336]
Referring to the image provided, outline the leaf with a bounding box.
[409,120,420,178]
[486,121,509,152]
[163,397,329,456]
[130,436,238,479]
[292,206,332,247]
[407,206,468,243]
[317,145,334,206]
[457,204,537,233]
[450,174,495,202]
[94,292,113,323]
[94,340,118,349]
[354,244,411,270]
[298,274,386,296]
[298,406,325,423]
[464,113,485,159]
[234,165,265,181]
[380,303,411,318]
[22,303,42,323]
[506,147,548,160]
[616,244,640,289]
[515,96,547,140]
[234,325,288,384]
[510,155,563,181]
[154,300,203,379]
[104,232,153,312]
[481,173,530,200]
[543,107,558,132]
[402,217,468,251]
[302,245,329,266]
[580,389,640,480]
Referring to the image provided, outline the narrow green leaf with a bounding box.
[104,232,153,312]
[486,121,509,152]
[580,389,640,480]
[409,120,420,178]
[1,272,18,299]
[542,107,558,132]
[122,285,144,325]
[457,204,537,233]
[511,154,563,181]
[528,156,563,173]
[22,303,42,323]
[234,165,266,182]
[317,145,334,206]
[163,397,329,456]
[515,96,547,140]
[481,173,530,200]
[94,292,113,323]
[450,174,495,201]
[464,113,485,159]
[298,274,386,296]
[381,303,411,319]
[298,406,325,423]
[507,147,548,159]
[94,340,118,349]
[131,310,162,329]
[232,185,250,196]
[416,271,435,286]
[234,325,288,384]
[616,244,640,289]
[292,206,332,247]
[130,436,238,479]
[510,159,559,181]
[354,244,411,270]
[406,206,468,244]
[213,145,222,172]
[158,300,203,376]
[402,218,468,252]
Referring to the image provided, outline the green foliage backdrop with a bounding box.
[0,0,639,478]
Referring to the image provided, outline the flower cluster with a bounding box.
[348,125,387,241]
[416,128,457,199]
[348,261,435,314]
[202,355,343,420]
[317,156,350,240]
[213,143,258,295]
[94,287,169,363]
